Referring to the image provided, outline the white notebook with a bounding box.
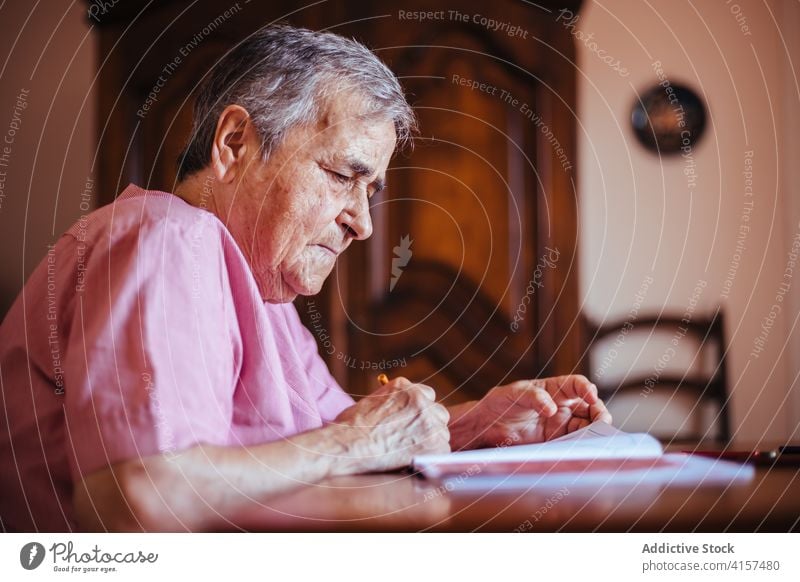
[412,421,754,489]
[414,421,662,476]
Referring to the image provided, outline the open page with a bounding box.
[425,454,756,491]
[413,421,663,475]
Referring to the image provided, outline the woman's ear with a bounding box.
[210,104,258,183]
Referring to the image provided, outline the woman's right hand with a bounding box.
[332,377,451,473]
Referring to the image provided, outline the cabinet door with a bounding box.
[302,3,582,402]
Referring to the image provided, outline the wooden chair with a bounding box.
[584,309,730,444]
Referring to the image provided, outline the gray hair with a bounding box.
[177,24,416,181]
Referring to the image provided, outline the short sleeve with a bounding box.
[285,305,354,422]
[62,214,241,480]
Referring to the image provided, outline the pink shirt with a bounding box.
[0,184,354,531]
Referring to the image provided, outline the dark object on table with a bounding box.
[685,449,800,467]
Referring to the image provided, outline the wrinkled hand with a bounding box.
[471,375,612,448]
[333,377,450,472]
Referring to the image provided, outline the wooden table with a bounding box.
[228,465,800,532]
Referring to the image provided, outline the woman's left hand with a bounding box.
[463,375,612,448]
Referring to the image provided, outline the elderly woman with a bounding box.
[0,25,610,532]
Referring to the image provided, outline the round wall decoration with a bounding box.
[631,83,706,154]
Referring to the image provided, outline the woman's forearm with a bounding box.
[74,379,452,532]
[73,422,363,532]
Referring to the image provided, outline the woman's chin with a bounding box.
[290,278,326,298]
[252,254,335,301]
[254,272,298,303]
[263,272,327,302]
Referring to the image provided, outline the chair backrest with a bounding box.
[585,309,730,444]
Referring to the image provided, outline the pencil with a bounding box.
[377,373,389,386]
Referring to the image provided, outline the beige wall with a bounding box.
[0,2,96,316]
[577,0,800,442]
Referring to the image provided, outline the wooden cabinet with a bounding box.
[88,0,584,401]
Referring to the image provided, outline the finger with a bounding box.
[561,398,590,419]
[428,434,451,455]
[560,397,610,423]
[548,375,598,404]
[540,407,573,440]
[372,375,409,395]
[589,400,613,424]
[567,415,590,434]
[412,383,437,401]
[430,403,450,424]
[510,382,557,417]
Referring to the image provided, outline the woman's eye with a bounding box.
[327,169,350,184]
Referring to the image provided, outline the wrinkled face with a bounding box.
[229,95,396,303]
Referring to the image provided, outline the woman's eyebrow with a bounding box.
[345,157,374,177]
[345,157,386,193]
